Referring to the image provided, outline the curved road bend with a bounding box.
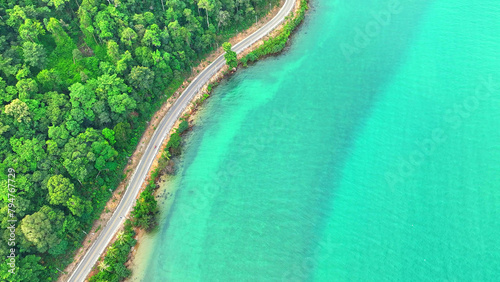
[68,0,295,281]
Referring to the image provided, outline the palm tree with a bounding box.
[98,260,110,272]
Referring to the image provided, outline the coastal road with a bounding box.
[67,0,295,281]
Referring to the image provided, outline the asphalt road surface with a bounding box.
[68,1,295,281]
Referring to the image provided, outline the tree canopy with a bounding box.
[20,206,64,253]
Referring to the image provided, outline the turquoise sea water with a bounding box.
[137,0,500,281]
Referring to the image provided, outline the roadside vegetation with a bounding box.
[88,221,136,282]
[241,0,309,66]
[0,0,280,280]
[223,42,238,69]
[89,117,190,281]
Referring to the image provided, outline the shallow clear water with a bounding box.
[136,0,500,281]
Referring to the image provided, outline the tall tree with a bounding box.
[10,137,47,171]
[68,82,96,122]
[198,0,214,27]
[107,40,120,62]
[4,99,31,123]
[66,195,85,217]
[22,42,47,68]
[20,206,64,253]
[16,78,38,100]
[141,24,161,47]
[223,42,238,69]
[19,19,45,42]
[127,66,154,94]
[120,27,137,47]
[47,175,75,205]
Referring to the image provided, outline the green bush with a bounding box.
[176,119,189,134]
[131,183,158,231]
[166,132,182,156]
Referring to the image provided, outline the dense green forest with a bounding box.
[0,0,279,280]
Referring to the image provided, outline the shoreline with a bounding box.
[125,0,309,279]
[60,3,285,280]
[64,0,302,280]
